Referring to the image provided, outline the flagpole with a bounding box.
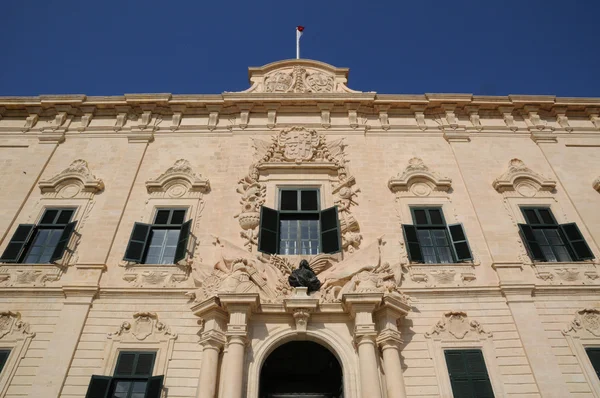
[296,30,300,59]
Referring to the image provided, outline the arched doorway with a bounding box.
[259,341,343,398]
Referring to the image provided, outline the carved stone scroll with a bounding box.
[108,312,176,341]
[563,308,600,337]
[492,158,556,195]
[38,159,104,197]
[388,157,452,196]
[426,311,492,340]
[145,159,210,198]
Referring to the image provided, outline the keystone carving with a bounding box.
[388,157,452,196]
[38,159,104,196]
[426,311,492,340]
[108,312,176,341]
[563,308,600,337]
[493,158,556,195]
[235,126,361,252]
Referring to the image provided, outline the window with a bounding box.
[0,350,10,374]
[518,207,594,262]
[586,347,600,379]
[123,209,191,264]
[258,188,341,255]
[85,351,163,398]
[0,208,77,264]
[444,350,494,398]
[402,207,472,264]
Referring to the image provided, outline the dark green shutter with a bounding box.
[559,223,595,261]
[0,224,36,263]
[447,223,473,262]
[50,221,77,262]
[402,224,423,263]
[145,375,164,398]
[114,352,136,376]
[586,348,600,378]
[445,350,495,398]
[258,206,279,255]
[320,206,341,254]
[0,350,10,373]
[518,223,546,261]
[85,375,111,398]
[174,219,192,263]
[123,223,152,262]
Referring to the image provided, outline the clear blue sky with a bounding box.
[1,0,598,97]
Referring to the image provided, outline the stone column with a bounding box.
[192,297,228,398]
[344,293,384,398]
[375,296,411,398]
[219,293,259,398]
[29,286,97,398]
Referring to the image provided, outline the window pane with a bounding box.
[301,190,318,211]
[533,229,549,245]
[523,209,540,224]
[437,247,453,263]
[40,210,58,224]
[422,247,437,264]
[538,208,555,225]
[544,229,563,245]
[56,210,74,224]
[165,230,180,246]
[170,210,185,225]
[541,246,557,262]
[135,353,154,376]
[115,353,135,375]
[554,245,572,262]
[112,380,131,398]
[154,210,170,225]
[47,229,62,246]
[280,191,298,211]
[413,209,428,225]
[417,230,433,246]
[131,381,147,398]
[429,209,443,225]
[432,229,449,246]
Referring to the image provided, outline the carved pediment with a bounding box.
[563,308,600,337]
[108,312,176,342]
[388,157,452,196]
[237,59,362,94]
[426,311,491,340]
[493,158,556,195]
[145,159,210,198]
[38,159,104,197]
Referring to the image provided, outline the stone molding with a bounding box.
[145,159,210,198]
[388,157,452,196]
[0,311,35,397]
[38,159,104,197]
[235,126,362,252]
[425,311,492,340]
[492,158,556,195]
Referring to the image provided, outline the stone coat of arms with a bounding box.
[278,127,319,163]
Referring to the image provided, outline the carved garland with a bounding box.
[235,126,362,253]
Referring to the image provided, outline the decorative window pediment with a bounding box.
[145,159,210,198]
[0,311,35,396]
[425,311,492,340]
[38,159,104,198]
[388,157,452,196]
[493,158,556,195]
[108,312,176,342]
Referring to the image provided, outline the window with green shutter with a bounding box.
[402,207,473,264]
[586,347,600,379]
[0,350,10,374]
[0,208,77,264]
[258,188,341,255]
[518,207,594,262]
[444,349,494,398]
[85,351,163,398]
[123,208,191,264]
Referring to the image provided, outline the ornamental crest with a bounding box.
[0,313,15,339]
[563,308,600,337]
[278,127,320,163]
[265,72,293,93]
[305,73,334,93]
[426,311,492,340]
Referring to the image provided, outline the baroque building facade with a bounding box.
[0,59,599,397]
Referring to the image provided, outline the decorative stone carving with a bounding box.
[236,126,362,252]
[563,308,600,337]
[122,268,189,287]
[492,158,556,194]
[292,308,311,332]
[531,263,599,285]
[499,107,518,131]
[593,177,600,193]
[0,267,62,287]
[406,264,477,287]
[145,159,210,198]
[238,60,361,94]
[288,260,321,293]
[0,312,34,339]
[388,157,452,196]
[465,106,483,132]
[38,159,104,197]
[426,311,492,340]
[108,312,176,341]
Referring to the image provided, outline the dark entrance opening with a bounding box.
[260,340,343,398]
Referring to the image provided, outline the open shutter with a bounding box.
[447,223,473,262]
[320,206,341,254]
[85,375,112,398]
[518,223,546,261]
[258,206,279,254]
[145,375,164,398]
[402,224,423,263]
[0,224,36,263]
[50,221,77,262]
[123,223,152,262]
[174,219,192,263]
[559,223,595,261]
